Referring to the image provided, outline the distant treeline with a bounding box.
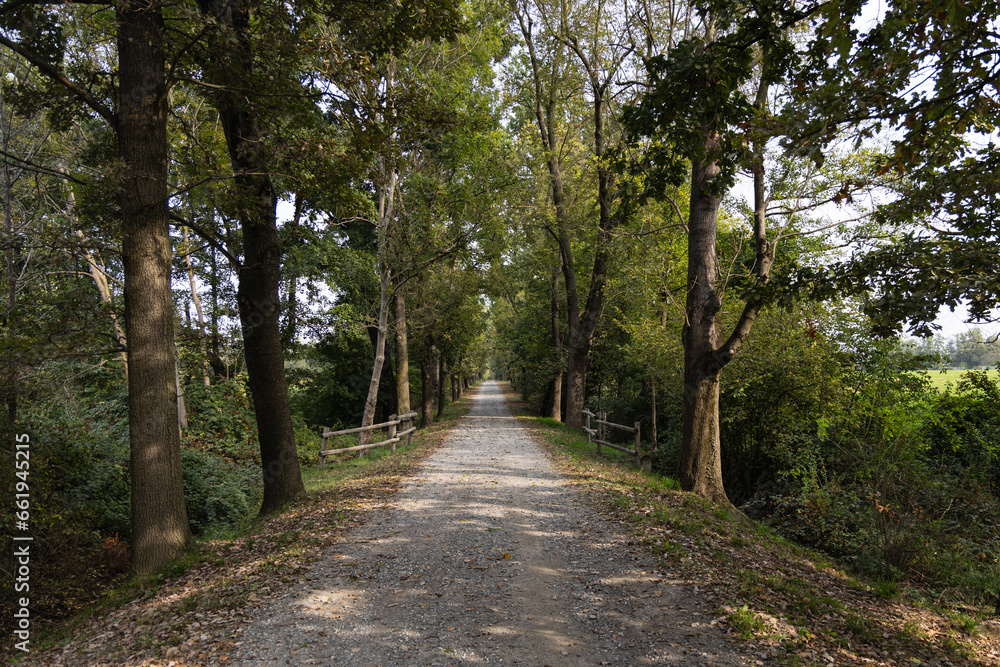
[905,328,1000,370]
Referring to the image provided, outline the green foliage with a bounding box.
[727,605,766,639]
[0,376,132,546]
[287,327,391,432]
[0,365,271,576]
[293,414,324,467]
[718,304,845,504]
[180,450,260,535]
[783,0,1000,334]
[741,328,1000,605]
[183,376,259,465]
[622,0,804,199]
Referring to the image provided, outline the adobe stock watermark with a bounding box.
[13,432,31,653]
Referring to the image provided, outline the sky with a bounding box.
[932,304,1000,339]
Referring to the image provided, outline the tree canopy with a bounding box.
[1,0,999,603]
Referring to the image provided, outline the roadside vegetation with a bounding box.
[1,389,476,665]
[499,303,1000,606]
[508,386,1000,666]
[2,0,1000,662]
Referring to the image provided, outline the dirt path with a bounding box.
[230,381,748,665]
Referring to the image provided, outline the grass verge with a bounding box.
[502,383,1000,667]
[8,390,477,666]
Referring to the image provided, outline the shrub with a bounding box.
[182,375,260,465]
[180,449,261,534]
[727,605,766,639]
[294,414,323,467]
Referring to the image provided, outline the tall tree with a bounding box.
[116,0,194,572]
[0,0,194,571]
[339,7,508,434]
[623,0,843,503]
[192,0,306,513]
[512,0,663,428]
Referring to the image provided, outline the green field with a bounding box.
[918,368,1000,390]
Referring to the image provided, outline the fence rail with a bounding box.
[581,409,641,466]
[320,411,419,468]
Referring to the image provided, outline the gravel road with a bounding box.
[230,381,748,666]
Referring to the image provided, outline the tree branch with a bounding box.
[168,212,240,266]
[0,33,117,126]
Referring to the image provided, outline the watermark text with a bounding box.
[13,432,31,653]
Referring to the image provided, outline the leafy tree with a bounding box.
[511,0,649,428]
[619,0,876,504]
[948,328,1000,370]
[0,0,193,572]
[785,0,1000,334]
[188,0,313,512]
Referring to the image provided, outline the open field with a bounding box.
[919,367,1000,390]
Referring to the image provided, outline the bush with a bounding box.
[182,375,260,465]
[294,414,324,467]
[287,329,394,432]
[180,449,261,534]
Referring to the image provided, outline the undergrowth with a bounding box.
[507,384,999,667]
[5,387,478,665]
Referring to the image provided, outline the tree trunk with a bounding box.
[437,356,447,418]
[182,226,211,387]
[117,0,192,574]
[679,72,774,505]
[678,133,729,505]
[562,90,614,429]
[394,290,410,416]
[548,267,562,421]
[364,322,397,425]
[360,268,391,446]
[651,375,657,446]
[420,350,435,427]
[432,348,441,405]
[515,7,617,429]
[175,358,187,430]
[360,152,398,444]
[564,346,589,428]
[67,172,129,378]
[209,244,226,379]
[76,231,130,375]
[380,336,397,424]
[197,0,304,514]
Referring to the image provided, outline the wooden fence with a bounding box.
[581,409,641,466]
[319,411,419,468]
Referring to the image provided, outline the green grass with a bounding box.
[13,389,481,665]
[918,368,1000,391]
[728,605,767,639]
[302,395,473,492]
[502,381,996,666]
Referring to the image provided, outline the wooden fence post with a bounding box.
[320,427,329,469]
[597,411,604,455]
[405,415,413,447]
[584,410,591,446]
[388,414,397,453]
[634,421,641,467]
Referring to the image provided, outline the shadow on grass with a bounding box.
[493,381,1000,667]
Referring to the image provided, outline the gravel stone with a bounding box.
[231,381,749,665]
